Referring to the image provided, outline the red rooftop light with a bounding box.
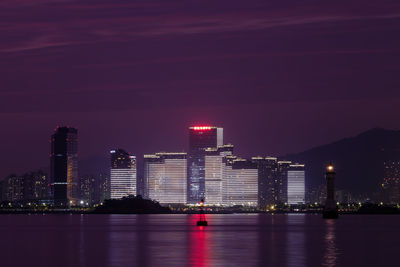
[192,126,212,131]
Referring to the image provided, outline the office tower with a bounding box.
[1,171,49,203]
[23,170,49,201]
[277,161,291,204]
[187,126,223,204]
[143,152,187,204]
[252,157,278,209]
[110,149,137,199]
[382,161,400,204]
[78,173,107,206]
[2,174,24,202]
[0,180,3,203]
[50,126,78,207]
[204,145,234,205]
[223,158,258,207]
[99,173,111,202]
[323,164,338,219]
[79,174,96,206]
[287,164,305,205]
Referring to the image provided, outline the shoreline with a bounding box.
[0,210,399,215]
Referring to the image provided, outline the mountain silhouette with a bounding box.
[283,128,400,194]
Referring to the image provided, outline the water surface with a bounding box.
[0,214,398,267]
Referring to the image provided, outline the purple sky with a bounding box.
[1,0,400,177]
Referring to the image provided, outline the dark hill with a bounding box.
[283,128,400,194]
[93,195,171,214]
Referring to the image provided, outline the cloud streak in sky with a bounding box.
[1,0,400,53]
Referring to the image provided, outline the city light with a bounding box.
[192,126,212,131]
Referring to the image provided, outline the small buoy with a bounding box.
[197,199,208,226]
[197,220,208,226]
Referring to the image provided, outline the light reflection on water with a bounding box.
[323,219,338,267]
[0,214,398,267]
[286,214,306,267]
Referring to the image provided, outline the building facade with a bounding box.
[204,145,234,205]
[110,149,137,199]
[187,126,223,204]
[143,152,187,204]
[50,126,78,206]
[0,171,49,204]
[382,161,400,204]
[223,158,258,207]
[252,157,279,208]
[287,164,305,205]
[277,161,292,204]
[23,170,49,201]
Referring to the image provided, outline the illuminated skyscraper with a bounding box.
[277,161,292,204]
[223,158,258,207]
[287,164,305,205]
[204,145,234,205]
[110,149,136,199]
[50,126,78,207]
[252,157,278,208]
[187,126,223,204]
[143,152,187,204]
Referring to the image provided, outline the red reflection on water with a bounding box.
[188,215,210,267]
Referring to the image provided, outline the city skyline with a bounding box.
[1,1,399,266]
[1,123,397,179]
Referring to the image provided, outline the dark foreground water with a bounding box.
[0,214,399,267]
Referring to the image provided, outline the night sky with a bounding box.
[1,0,400,177]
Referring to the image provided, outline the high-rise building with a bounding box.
[50,126,78,207]
[23,170,49,201]
[277,161,292,204]
[252,157,278,208]
[78,173,109,206]
[1,171,49,204]
[187,126,223,204]
[99,173,111,202]
[382,161,400,204]
[287,164,305,205]
[143,152,187,204]
[110,149,137,199]
[223,158,258,207]
[79,174,97,206]
[204,145,234,205]
[2,174,24,202]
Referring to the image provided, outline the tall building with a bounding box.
[382,161,400,204]
[223,158,258,207]
[252,157,278,208]
[78,173,109,206]
[99,173,111,202]
[110,149,137,199]
[23,170,49,201]
[277,161,291,204]
[79,174,96,206]
[1,170,49,203]
[287,164,305,205]
[50,126,78,207]
[143,152,187,204]
[204,145,234,205]
[2,174,24,202]
[187,126,223,204]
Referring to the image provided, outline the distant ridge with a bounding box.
[282,128,400,194]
